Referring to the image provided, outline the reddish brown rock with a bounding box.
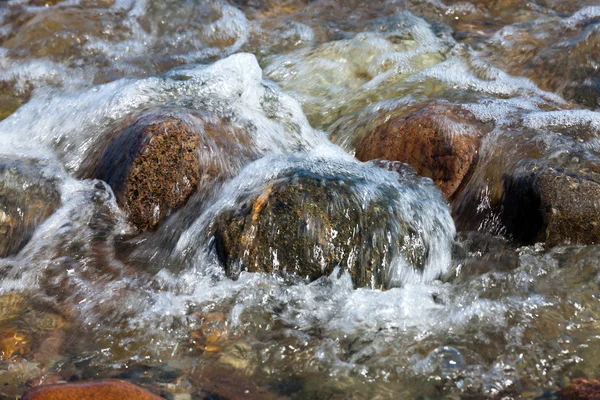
[80,108,255,232]
[23,379,163,400]
[560,378,600,400]
[355,104,482,199]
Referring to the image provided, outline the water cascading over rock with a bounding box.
[180,153,456,289]
[0,157,60,257]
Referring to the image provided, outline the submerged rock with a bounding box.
[0,290,67,362]
[23,379,162,400]
[485,13,600,109]
[80,108,254,232]
[502,161,600,246]
[0,80,32,121]
[3,7,121,61]
[356,104,482,199]
[210,156,454,288]
[560,378,600,400]
[0,157,61,258]
[526,21,600,109]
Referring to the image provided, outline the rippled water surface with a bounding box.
[1,0,600,398]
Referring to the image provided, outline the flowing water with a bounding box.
[0,0,600,399]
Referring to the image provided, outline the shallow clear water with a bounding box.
[0,0,600,398]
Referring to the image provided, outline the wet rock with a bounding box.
[22,379,163,400]
[449,128,541,234]
[355,104,482,199]
[560,378,600,400]
[192,364,283,400]
[80,109,254,232]
[502,161,600,246]
[0,327,31,361]
[211,158,451,288]
[525,21,600,109]
[0,157,61,258]
[484,14,600,109]
[3,7,122,61]
[230,0,315,18]
[0,80,32,121]
[449,231,519,283]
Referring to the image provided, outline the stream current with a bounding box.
[1,0,600,399]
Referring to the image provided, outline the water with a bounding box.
[1,0,600,398]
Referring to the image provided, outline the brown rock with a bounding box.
[502,162,600,246]
[0,80,32,121]
[525,21,600,109]
[356,104,482,199]
[0,157,61,257]
[191,364,284,400]
[80,108,254,232]
[23,379,163,400]
[3,7,122,60]
[560,378,600,400]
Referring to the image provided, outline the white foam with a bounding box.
[523,110,600,131]
[563,6,600,28]
[414,58,565,104]
[0,53,329,171]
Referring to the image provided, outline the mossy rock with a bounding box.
[211,163,436,289]
[0,157,61,258]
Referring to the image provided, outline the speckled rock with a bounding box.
[23,379,163,400]
[0,157,61,257]
[355,104,482,199]
[80,108,254,232]
[502,161,600,246]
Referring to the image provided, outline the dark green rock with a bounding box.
[211,164,433,289]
